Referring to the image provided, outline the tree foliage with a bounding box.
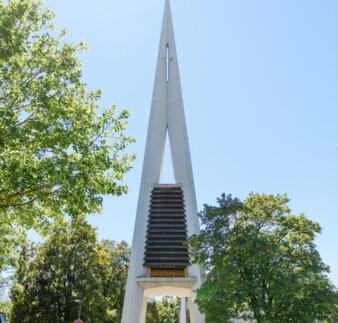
[0,300,12,323]
[10,216,129,323]
[190,193,337,323]
[0,0,134,270]
[146,297,180,323]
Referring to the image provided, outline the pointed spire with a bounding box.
[143,0,195,187]
[157,0,176,86]
[121,2,205,321]
[164,0,172,29]
[165,0,171,16]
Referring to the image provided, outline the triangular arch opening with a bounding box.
[159,131,176,184]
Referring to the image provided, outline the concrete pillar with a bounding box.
[188,296,204,323]
[139,296,147,323]
[180,297,187,323]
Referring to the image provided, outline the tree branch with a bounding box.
[0,186,52,201]
[0,187,61,208]
[89,118,113,147]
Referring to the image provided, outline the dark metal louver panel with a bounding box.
[144,185,190,269]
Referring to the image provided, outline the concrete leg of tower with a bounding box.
[189,293,204,323]
[140,296,147,323]
[121,275,145,323]
[187,266,205,323]
[180,297,187,323]
[121,282,149,323]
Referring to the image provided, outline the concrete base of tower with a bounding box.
[122,276,204,323]
[136,276,197,297]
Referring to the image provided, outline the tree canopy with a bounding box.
[0,0,134,270]
[146,297,180,323]
[10,215,129,323]
[190,193,337,323]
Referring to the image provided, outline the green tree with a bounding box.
[146,300,161,322]
[190,193,338,323]
[10,216,129,323]
[0,300,12,322]
[159,297,180,323]
[146,297,180,323]
[0,0,134,270]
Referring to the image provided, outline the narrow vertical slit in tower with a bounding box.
[159,133,175,183]
[166,43,169,82]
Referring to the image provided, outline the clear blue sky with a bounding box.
[45,0,338,285]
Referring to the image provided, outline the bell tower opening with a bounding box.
[144,185,189,278]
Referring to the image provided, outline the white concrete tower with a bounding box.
[121,1,204,322]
